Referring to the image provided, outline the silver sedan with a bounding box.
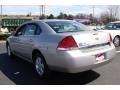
[6,19,116,78]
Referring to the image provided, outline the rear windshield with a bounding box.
[45,21,90,33]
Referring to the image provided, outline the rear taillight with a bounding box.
[57,36,78,50]
[109,33,112,42]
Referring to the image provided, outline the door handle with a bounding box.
[29,39,33,42]
[14,38,20,42]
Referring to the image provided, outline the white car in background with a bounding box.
[0,28,9,34]
[98,21,120,47]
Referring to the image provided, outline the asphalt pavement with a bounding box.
[0,42,120,85]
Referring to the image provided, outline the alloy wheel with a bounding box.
[35,57,45,76]
[114,36,120,47]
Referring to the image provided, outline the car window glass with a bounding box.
[105,23,120,30]
[46,21,89,33]
[15,25,26,36]
[105,23,113,30]
[24,24,36,35]
[35,25,41,35]
[115,23,120,29]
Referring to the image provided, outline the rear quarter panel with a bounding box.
[99,30,120,40]
[32,34,65,64]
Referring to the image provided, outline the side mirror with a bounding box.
[101,28,105,30]
[11,31,16,36]
[93,29,97,31]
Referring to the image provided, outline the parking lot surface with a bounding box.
[0,42,120,85]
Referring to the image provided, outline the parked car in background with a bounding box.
[98,21,120,47]
[74,19,91,25]
[6,20,116,78]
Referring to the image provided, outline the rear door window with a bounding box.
[15,25,26,36]
[23,23,41,35]
[24,24,36,35]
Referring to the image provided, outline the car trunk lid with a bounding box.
[71,31,110,49]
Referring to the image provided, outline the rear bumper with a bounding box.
[49,58,113,73]
[47,44,116,73]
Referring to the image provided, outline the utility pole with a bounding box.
[44,5,45,17]
[0,5,2,31]
[92,5,95,24]
[39,5,41,19]
[0,5,2,19]
[39,5,45,19]
[42,5,43,16]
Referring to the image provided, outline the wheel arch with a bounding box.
[113,35,120,40]
[115,35,120,38]
[32,49,46,63]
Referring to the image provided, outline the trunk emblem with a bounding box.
[95,37,99,40]
[93,33,98,35]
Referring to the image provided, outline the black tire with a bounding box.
[113,36,120,47]
[33,53,50,78]
[6,44,14,58]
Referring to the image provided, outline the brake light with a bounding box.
[109,33,112,42]
[57,36,78,50]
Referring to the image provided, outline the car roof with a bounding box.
[110,21,120,23]
[22,19,74,25]
[26,19,72,23]
[41,19,72,22]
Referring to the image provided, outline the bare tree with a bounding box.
[99,12,110,24]
[107,5,120,21]
[99,5,120,24]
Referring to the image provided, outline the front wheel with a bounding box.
[7,45,14,57]
[33,53,50,78]
[113,36,120,47]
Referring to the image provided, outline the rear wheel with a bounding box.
[33,53,50,78]
[113,36,120,47]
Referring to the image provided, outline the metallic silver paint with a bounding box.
[7,20,116,73]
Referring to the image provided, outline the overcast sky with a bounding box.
[1,5,107,17]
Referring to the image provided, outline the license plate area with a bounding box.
[95,53,106,64]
